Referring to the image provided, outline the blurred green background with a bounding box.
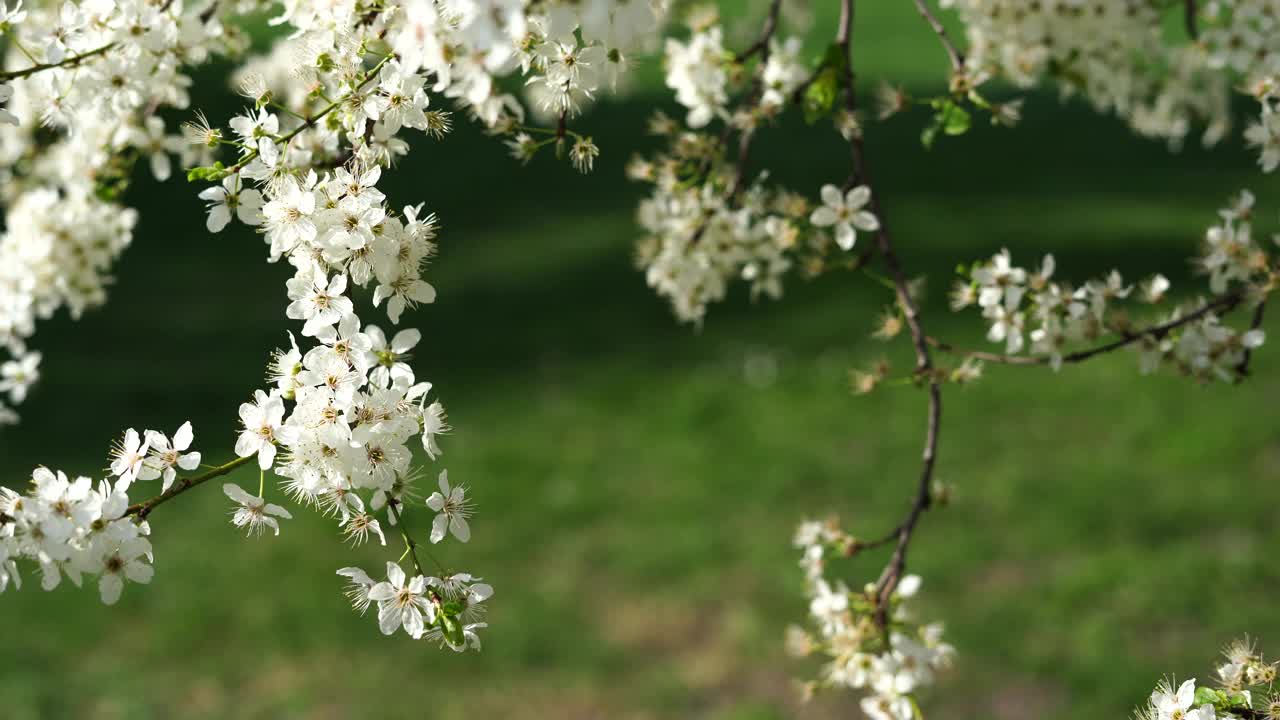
[4,2,1280,718]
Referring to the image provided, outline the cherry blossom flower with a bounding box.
[92,535,154,605]
[426,470,471,544]
[235,391,286,470]
[809,184,880,251]
[198,175,264,232]
[365,325,420,389]
[368,561,436,639]
[222,483,293,537]
[142,422,202,492]
[0,351,40,404]
[108,429,150,489]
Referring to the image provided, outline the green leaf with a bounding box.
[1193,686,1226,707]
[803,68,840,124]
[921,123,939,150]
[802,43,847,125]
[185,161,227,183]
[937,100,971,136]
[440,612,464,649]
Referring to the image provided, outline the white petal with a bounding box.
[125,560,153,585]
[223,483,254,504]
[819,184,843,208]
[385,561,405,588]
[174,422,194,450]
[391,328,421,353]
[835,224,856,251]
[845,185,871,209]
[426,492,445,511]
[99,574,124,605]
[377,602,402,635]
[403,608,425,638]
[257,443,277,470]
[450,516,471,543]
[852,211,880,232]
[430,513,448,544]
[206,204,232,233]
[809,207,838,227]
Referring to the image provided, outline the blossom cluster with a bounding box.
[182,7,499,648]
[1,419,206,605]
[0,469,147,605]
[948,192,1274,380]
[0,0,244,425]
[629,7,894,324]
[788,519,954,720]
[1137,639,1280,720]
[939,0,1231,148]
[337,559,493,651]
[0,0,666,428]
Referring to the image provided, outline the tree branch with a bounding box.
[735,0,784,62]
[910,0,965,73]
[928,292,1244,367]
[0,42,116,81]
[125,454,257,520]
[838,0,943,626]
[1185,0,1200,41]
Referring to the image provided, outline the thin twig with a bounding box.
[222,54,393,177]
[0,42,116,81]
[928,293,1244,367]
[1185,0,1200,40]
[387,502,426,577]
[735,0,785,62]
[687,0,785,245]
[125,454,257,520]
[910,0,965,73]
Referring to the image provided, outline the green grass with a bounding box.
[4,3,1280,719]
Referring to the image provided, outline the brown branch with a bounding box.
[125,454,257,521]
[0,42,116,81]
[928,292,1244,367]
[836,0,943,627]
[910,0,965,73]
[735,0,785,63]
[1185,0,1200,40]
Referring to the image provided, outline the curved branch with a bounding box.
[837,0,943,625]
[735,0,784,63]
[910,0,964,73]
[125,454,257,520]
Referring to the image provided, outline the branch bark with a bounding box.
[910,0,965,73]
[125,454,257,520]
[0,42,116,81]
[838,0,943,626]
